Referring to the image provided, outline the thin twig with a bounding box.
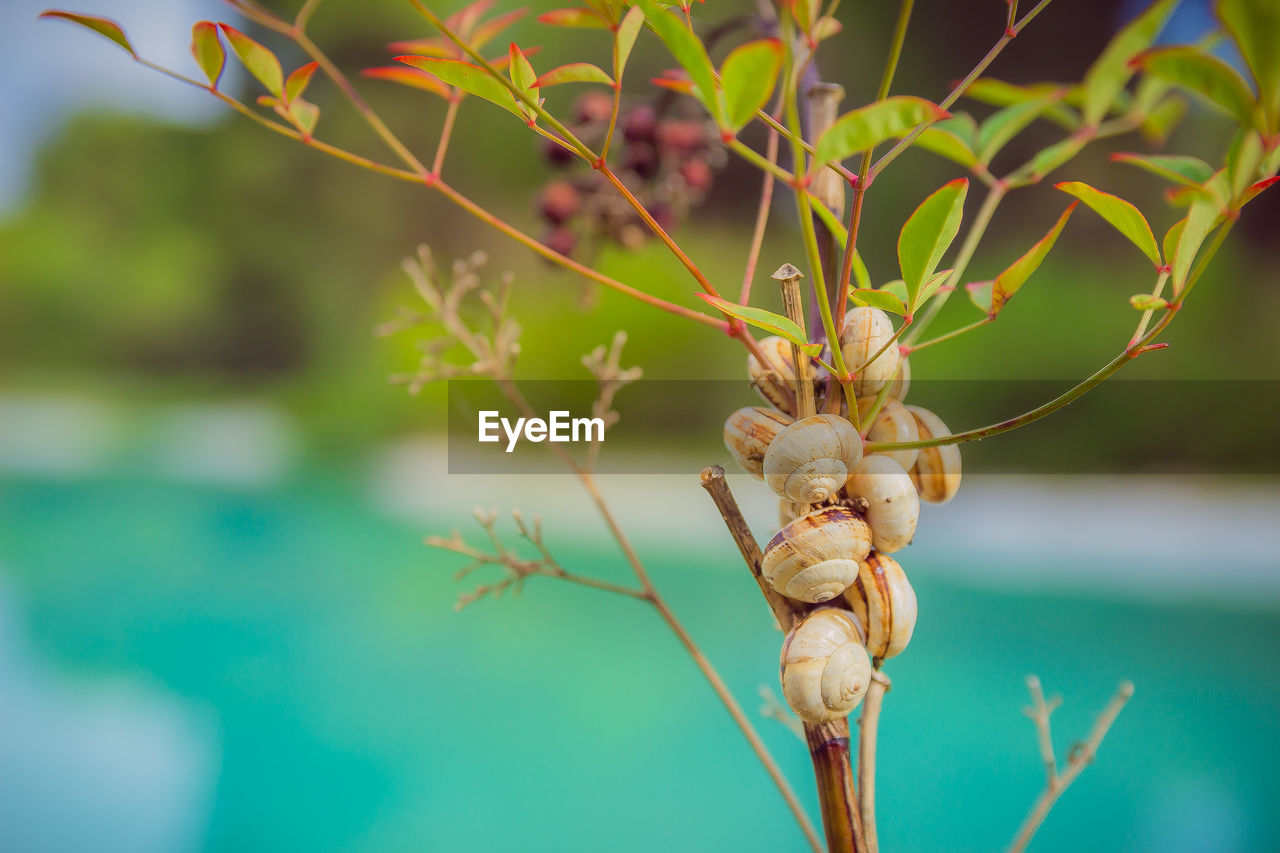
[857,669,891,853]
[1007,677,1135,853]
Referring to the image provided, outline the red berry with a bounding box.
[540,136,575,168]
[539,180,580,225]
[543,225,578,258]
[679,158,713,192]
[623,104,658,143]
[624,143,659,179]
[574,91,614,124]
[656,120,707,154]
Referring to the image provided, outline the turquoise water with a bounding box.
[2,470,1277,852]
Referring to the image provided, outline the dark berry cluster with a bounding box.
[537,91,724,259]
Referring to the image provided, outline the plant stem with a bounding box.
[775,264,818,420]
[857,670,890,853]
[698,467,806,630]
[739,115,782,306]
[868,0,1057,182]
[806,719,867,853]
[432,97,461,176]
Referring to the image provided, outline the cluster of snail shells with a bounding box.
[726,307,961,723]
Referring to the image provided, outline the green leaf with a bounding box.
[289,98,320,136]
[966,280,994,314]
[985,202,1077,317]
[897,178,968,310]
[1028,134,1087,180]
[40,11,135,57]
[917,268,954,307]
[792,0,817,33]
[509,43,538,94]
[851,251,871,292]
[1137,46,1259,126]
[191,21,224,87]
[697,295,822,356]
[615,6,644,78]
[396,56,524,118]
[1081,0,1179,125]
[977,94,1062,165]
[219,24,283,97]
[1163,217,1187,269]
[814,96,947,170]
[534,62,613,88]
[537,8,610,28]
[1055,181,1161,267]
[964,78,1079,128]
[880,280,910,304]
[1140,93,1189,143]
[850,288,907,316]
[1111,152,1215,186]
[908,126,978,169]
[636,0,721,121]
[1227,128,1265,198]
[811,16,842,44]
[1217,0,1280,132]
[1130,293,1169,310]
[285,61,318,103]
[720,39,783,132]
[1174,194,1220,291]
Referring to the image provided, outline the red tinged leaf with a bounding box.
[538,8,610,28]
[40,11,135,57]
[814,97,949,170]
[1242,175,1280,206]
[285,62,319,104]
[450,0,498,37]
[1054,181,1161,267]
[534,62,614,88]
[388,38,455,58]
[975,202,1077,318]
[395,55,524,118]
[470,8,529,50]
[652,72,694,95]
[191,21,224,87]
[362,66,453,100]
[219,24,283,97]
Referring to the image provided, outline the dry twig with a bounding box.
[1007,676,1135,853]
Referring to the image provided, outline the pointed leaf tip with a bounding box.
[41,10,135,57]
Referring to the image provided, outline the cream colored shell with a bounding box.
[844,455,920,554]
[906,405,962,503]
[887,357,911,401]
[780,608,873,723]
[762,506,873,603]
[723,406,793,479]
[855,398,920,472]
[763,414,863,503]
[843,552,917,660]
[747,336,800,415]
[840,307,901,396]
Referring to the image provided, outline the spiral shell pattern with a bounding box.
[843,552,918,660]
[762,506,873,602]
[723,406,793,479]
[780,609,873,722]
[763,414,863,504]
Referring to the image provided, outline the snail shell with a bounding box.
[763,414,863,503]
[747,336,800,415]
[780,608,873,723]
[855,398,920,472]
[888,357,911,401]
[762,506,873,603]
[844,552,917,661]
[906,405,962,504]
[840,307,901,396]
[844,455,920,554]
[724,406,793,479]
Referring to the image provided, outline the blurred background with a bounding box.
[2,0,1279,850]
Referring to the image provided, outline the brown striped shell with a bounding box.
[780,608,873,723]
[844,455,920,554]
[906,405,962,504]
[843,552,918,660]
[723,406,793,479]
[761,506,873,603]
[763,414,863,504]
[855,398,920,472]
[840,307,901,396]
[747,336,800,415]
